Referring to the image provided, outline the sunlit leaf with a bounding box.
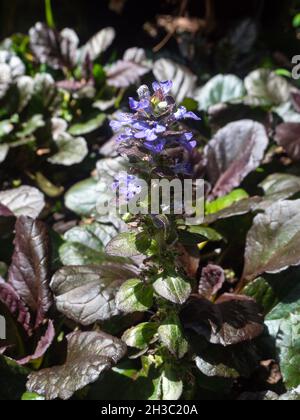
[51,263,139,325]
[26,331,127,400]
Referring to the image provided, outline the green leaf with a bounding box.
[59,222,117,266]
[195,357,239,379]
[151,366,183,401]
[0,144,9,163]
[275,101,300,123]
[153,273,191,305]
[266,313,300,389]
[122,322,158,350]
[293,13,300,28]
[265,275,300,389]
[106,232,151,258]
[48,133,88,166]
[116,279,154,313]
[0,186,45,218]
[275,69,292,78]
[158,313,188,359]
[197,74,246,111]
[68,113,106,136]
[65,178,99,216]
[259,173,300,200]
[21,391,45,400]
[0,119,14,138]
[178,225,223,243]
[16,114,44,138]
[0,356,29,400]
[243,200,300,281]
[35,172,64,198]
[267,282,300,322]
[243,277,278,314]
[245,69,291,106]
[206,189,249,214]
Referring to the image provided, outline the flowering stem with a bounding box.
[45,0,55,29]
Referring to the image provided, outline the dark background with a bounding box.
[0,0,299,56]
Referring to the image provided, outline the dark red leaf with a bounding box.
[275,122,300,162]
[180,293,264,346]
[0,203,14,217]
[8,216,52,329]
[0,277,31,335]
[29,22,78,70]
[17,320,55,365]
[205,120,269,197]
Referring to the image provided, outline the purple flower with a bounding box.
[113,173,141,201]
[133,121,166,141]
[174,162,193,175]
[179,132,197,151]
[174,106,201,121]
[144,139,166,153]
[152,81,173,95]
[129,97,150,111]
[116,127,133,142]
[110,112,135,132]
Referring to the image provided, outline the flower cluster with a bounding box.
[110,80,203,202]
[110,81,200,162]
[112,172,142,201]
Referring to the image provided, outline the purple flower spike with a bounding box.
[112,79,202,177]
[152,80,173,95]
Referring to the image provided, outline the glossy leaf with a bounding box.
[51,263,139,325]
[8,216,52,328]
[116,279,153,313]
[157,313,188,359]
[26,331,127,400]
[122,322,158,350]
[59,222,117,266]
[197,74,245,111]
[0,186,45,218]
[205,120,268,197]
[243,200,300,281]
[153,58,197,103]
[153,273,191,305]
[245,69,291,105]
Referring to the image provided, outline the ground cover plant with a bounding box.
[1,0,300,401]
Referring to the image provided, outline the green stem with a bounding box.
[45,0,55,28]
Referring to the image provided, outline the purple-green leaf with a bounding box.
[205,120,269,197]
[243,200,300,281]
[51,263,139,325]
[26,331,127,400]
